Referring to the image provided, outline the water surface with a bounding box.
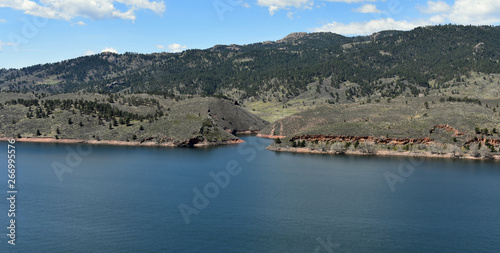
[1,136,499,252]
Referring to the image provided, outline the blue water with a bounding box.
[1,136,499,252]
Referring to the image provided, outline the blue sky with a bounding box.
[0,0,499,69]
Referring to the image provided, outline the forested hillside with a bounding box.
[1,25,498,100]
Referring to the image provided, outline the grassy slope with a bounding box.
[245,73,500,123]
[261,99,499,139]
[258,73,500,154]
[0,94,268,145]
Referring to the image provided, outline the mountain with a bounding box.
[1,25,499,153]
[1,25,498,100]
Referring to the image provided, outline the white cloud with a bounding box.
[84,49,95,56]
[287,11,295,19]
[241,2,251,8]
[447,0,500,25]
[0,19,6,22]
[311,18,429,36]
[256,0,313,15]
[101,47,118,54]
[0,0,166,22]
[429,14,446,23]
[75,21,86,26]
[311,0,500,36]
[417,1,451,14]
[255,0,378,15]
[0,40,16,50]
[353,4,381,13]
[167,43,187,53]
[416,0,500,25]
[156,44,164,49]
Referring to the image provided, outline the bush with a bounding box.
[300,140,306,147]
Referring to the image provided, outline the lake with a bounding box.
[1,136,499,252]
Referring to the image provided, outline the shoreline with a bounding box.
[3,136,498,160]
[256,134,286,139]
[0,137,244,148]
[267,146,500,161]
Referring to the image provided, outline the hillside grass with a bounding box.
[0,93,267,145]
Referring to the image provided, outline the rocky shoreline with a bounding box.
[0,137,244,147]
[267,145,500,161]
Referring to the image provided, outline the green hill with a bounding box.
[0,93,268,146]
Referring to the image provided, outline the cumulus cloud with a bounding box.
[84,49,95,56]
[312,18,429,36]
[0,0,166,22]
[353,4,381,13]
[256,0,312,15]
[447,0,500,24]
[167,43,187,53]
[417,1,451,14]
[311,0,500,36]
[416,0,500,25]
[101,47,118,54]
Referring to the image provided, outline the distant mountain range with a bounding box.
[1,25,498,100]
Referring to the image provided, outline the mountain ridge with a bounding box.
[2,25,498,100]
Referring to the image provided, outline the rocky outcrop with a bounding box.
[465,137,500,145]
[430,125,465,136]
[289,135,434,145]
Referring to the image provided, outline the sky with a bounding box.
[0,0,499,69]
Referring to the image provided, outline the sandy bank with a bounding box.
[256,134,286,139]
